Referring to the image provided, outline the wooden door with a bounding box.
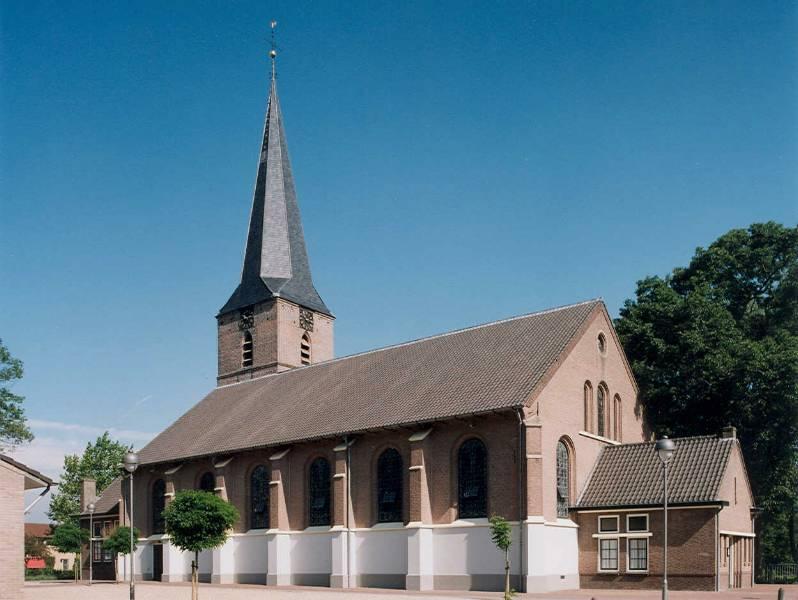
[153,544,163,582]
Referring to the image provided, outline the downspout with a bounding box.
[24,483,52,515]
[345,435,352,589]
[516,408,526,590]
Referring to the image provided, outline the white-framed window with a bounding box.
[627,537,649,572]
[598,538,619,572]
[627,513,649,533]
[598,515,619,533]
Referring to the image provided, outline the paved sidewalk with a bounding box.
[23,581,798,600]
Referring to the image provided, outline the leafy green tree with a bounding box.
[51,522,88,582]
[164,490,238,600]
[103,526,140,582]
[0,339,33,449]
[615,222,798,567]
[489,514,514,599]
[48,433,129,526]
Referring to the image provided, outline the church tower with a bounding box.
[216,51,333,386]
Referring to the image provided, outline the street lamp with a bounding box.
[655,436,676,600]
[87,502,95,586]
[123,451,140,600]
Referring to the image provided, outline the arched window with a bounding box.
[583,381,593,432]
[457,438,488,519]
[614,395,622,441]
[556,440,571,518]
[242,331,253,367]
[376,448,403,523]
[250,465,270,529]
[597,384,607,438]
[308,458,331,526]
[300,333,311,366]
[598,332,607,354]
[151,479,166,534]
[198,471,215,493]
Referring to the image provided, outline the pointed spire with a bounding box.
[219,52,331,317]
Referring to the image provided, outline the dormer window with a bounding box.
[300,333,311,366]
[242,331,254,367]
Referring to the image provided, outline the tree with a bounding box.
[163,490,238,600]
[48,433,129,526]
[103,526,140,582]
[489,514,514,600]
[51,522,88,582]
[615,222,798,567]
[25,533,51,561]
[0,339,33,449]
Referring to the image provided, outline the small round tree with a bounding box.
[102,526,140,582]
[51,522,88,582]
[489,514,514,600]
[163,490,238,600]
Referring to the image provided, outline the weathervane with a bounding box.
[269,20,278,81]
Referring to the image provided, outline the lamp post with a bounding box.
[655,436,676,600]
[87,502,95,586]
[123,451,139,600]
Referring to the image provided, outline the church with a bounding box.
[79,53,756,593]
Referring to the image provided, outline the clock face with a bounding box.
[239,308,255,331]
[299,309,314,332]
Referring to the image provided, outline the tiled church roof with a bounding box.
[576,435,736,508]
[139,299,603,465]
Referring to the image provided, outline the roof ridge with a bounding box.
[605,434,725,450]
[217,298,603,390]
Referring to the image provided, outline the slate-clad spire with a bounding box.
[219,73,331,317]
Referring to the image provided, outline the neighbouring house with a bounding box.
[24,523,75,571]
[87,52,756,593]
[1,454,53,600]
[78,478,124,581]
[575,429,756,591]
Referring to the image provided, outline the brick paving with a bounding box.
[23,581,797,600]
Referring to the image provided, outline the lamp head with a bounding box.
[123,451,140,473]
[655,436,676,464]
[87,502,95,514]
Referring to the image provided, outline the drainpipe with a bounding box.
[516,408,526,591]
[24,483,52,515]
[345,435,352,588]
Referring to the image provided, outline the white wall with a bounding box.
[233,533,268,576]
[433,522,520,577]
[290,531,332,574]
[353,527,408,575]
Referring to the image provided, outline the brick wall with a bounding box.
[0,462,25,600]
[577,507,717,590]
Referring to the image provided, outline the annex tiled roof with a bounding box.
[81,477,123,516]
[577,435,735,508]
[25,523,53,538]
[139,299,602,465]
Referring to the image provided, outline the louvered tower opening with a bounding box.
[242,331,254,367]
[300,333,311,366]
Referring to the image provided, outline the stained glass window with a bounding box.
[597,385,606,437]
[199,472,215,493]
[458,438,487,519]
[556,440,570,518]
[250,465,270,529]
[376,448,403,523]
[308,458,331,526]
[152,479,166,534]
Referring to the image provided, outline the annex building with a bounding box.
[80,58,756,593]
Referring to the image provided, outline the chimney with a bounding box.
[80,479,97,511]
[721,425,737,439]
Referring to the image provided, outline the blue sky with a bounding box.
[1,1,796,520]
